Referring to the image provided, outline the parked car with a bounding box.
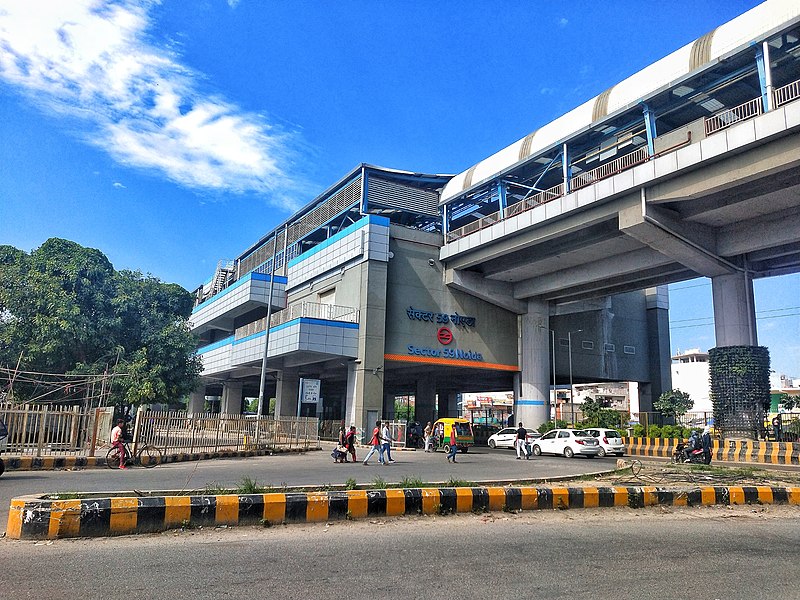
[530,428,600,458]
[487,427,541,449]
[584,427,626,457]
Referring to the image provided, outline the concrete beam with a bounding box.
[512,247,672,299]
[445,268,527,314]
[619,202,735,278]
[441,200,631,270]
[719,208,800,257]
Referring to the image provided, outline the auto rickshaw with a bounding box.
[430,418,474,454]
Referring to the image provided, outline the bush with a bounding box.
[538,420,567,434]
[632,424,645,437]
[648,425,662,438]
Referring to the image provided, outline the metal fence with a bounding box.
[134,410,320,454]
[0,403,113,457]
[0,403,319,457]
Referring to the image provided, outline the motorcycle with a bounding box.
[671,441,711,465]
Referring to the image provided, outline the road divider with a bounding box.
[8,484,800,540]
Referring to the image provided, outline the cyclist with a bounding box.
[111,419,128,470]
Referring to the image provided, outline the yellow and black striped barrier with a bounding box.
[625,438,800,465]
[8,484,800,540]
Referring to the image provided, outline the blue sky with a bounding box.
[0,0,797,377]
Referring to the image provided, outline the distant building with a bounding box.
[671,349,711,413]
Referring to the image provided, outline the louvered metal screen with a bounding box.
[368,177,439,216]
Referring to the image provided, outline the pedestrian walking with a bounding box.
[362,420,385,465]
[381,421,396,463]
[423,421,432,452]
[345,425,358,463]
[447,425,459,463]
[515,422,527,459]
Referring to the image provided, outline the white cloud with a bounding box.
[558,18,568,27]
[113,181,125,188]
[227,0,241,8]
[0,0,301,204]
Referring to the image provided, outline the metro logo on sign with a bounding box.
[437,326,453,345]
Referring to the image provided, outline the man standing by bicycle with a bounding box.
[111,419,128,470]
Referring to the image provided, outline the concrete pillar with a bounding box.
[343,365,384,430]
[415,376,436,424]
[518,298,551,429]
[447,392,460,417]
[383,392,396,420]
[644,286,672,412]
[188,390,205,414]
[712,272,757,347]
[275,368,300,417]
[343,259,387,431]
[221,381,243,415]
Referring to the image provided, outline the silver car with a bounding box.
[530,428,601,458]
[584,427,626,457]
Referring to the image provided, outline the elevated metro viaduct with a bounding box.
[188,1,800,433]
[439,0,800,427]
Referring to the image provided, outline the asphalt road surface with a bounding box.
[0,446,617,528]
[3,504,799,599]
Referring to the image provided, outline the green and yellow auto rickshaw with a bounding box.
[430,418,474,454]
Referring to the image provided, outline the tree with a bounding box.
[0,239,200,407]
[779,393,796,411]
[654,389,694,419]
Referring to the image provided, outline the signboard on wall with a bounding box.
[299,378,321,416]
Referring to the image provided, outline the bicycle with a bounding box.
[106,439,164,469]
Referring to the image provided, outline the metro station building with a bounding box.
[188,1,800,432]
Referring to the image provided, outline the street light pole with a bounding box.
[550,329,556,422]
[567,329,582,426]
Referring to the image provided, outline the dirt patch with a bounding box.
[549,458,800,489]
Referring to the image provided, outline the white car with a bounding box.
[487,428,541,449]
[584,427,626,457]
[530,428,601,458]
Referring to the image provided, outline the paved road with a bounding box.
[0,446,616,529]
[4,504,799,599]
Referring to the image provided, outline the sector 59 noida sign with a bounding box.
[406,306,484,362]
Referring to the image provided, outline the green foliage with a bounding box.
[779,393,796,411]
[393,398,413,422]
[654,389,693,418]
[398,475,424,488]
[371,476,387,489]
[204,482,228,495]
[236,477,263,494]
[537,419,568,434]
[632,424,645,437]
[709,346,771,438]
[344,478,358,490]
[445,477,474,488]
[0,239,200,407]
[581,398,602,425]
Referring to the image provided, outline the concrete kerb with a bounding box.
[8,468,800,540]
[0,446,318,473]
